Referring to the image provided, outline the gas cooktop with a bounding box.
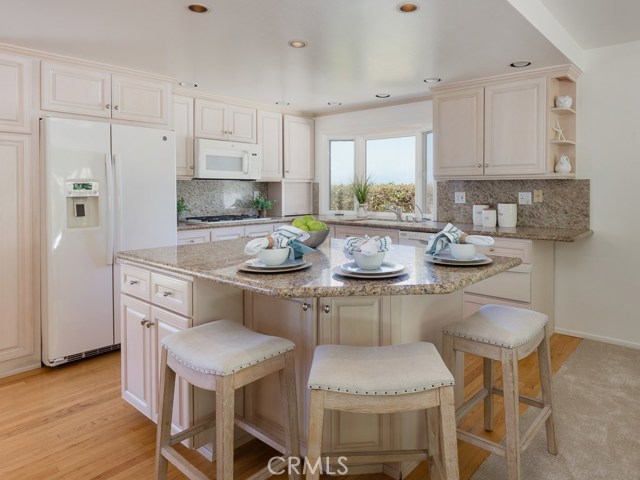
[185,214,262,223]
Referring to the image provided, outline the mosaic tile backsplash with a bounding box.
[176,180,269,217]
[437,179,590,229]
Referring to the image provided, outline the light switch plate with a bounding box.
[533,190,544,203]
[518,192,532,205]
[455,192,466,204]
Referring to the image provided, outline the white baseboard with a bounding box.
[0,362,42,379]
[554,327,640,350]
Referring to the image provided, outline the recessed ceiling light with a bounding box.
[288,40,307,48]
[397,3,419,13]
[187,4,209,13]
[424,77,442,84]
[178,81,198,88]
[327,102,342,106]
[510,61,531,68]
[376,94,391,99]
[275,101,291,106]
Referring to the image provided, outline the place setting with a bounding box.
[424,223,494,267]
[332,235,407,280]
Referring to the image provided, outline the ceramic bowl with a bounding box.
[448,243,477,261]
[301,229,330,248]
[353,251,386,270]
[258,247,292,266]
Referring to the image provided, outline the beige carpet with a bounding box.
[472,340,640,480]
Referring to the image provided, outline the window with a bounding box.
[327,131,434,218]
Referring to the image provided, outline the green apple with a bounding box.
[308,221,325,231]
[318,222,328,230]
[302,215,315,223]
[292,218,306,228]
[298,224,310,231]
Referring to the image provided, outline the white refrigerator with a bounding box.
[41,117,177,366]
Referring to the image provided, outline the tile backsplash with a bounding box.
[437,179,590,229]
[176,180,268,217]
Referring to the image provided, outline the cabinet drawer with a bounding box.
[244,224,274,238]
[464,270,531,303]
[476,238,531,264]
[177,229,210,245]
[121,264,151,301]
[150,273,192,316]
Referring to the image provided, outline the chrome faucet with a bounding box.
[385,204,403,222]
[413,204,424,222]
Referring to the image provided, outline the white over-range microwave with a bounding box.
[194,138,261,180]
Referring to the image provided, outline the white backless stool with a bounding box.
[305,342,459,480]
[155,319,300,480]
[442,305,558,480]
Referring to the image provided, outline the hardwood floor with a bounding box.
[0,334,581,480]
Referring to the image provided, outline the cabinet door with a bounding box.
[0,134,36,372]
[152,307,191,434]
[284,115,314,180]
[226,105,256,143]
[194,99,226,139]
[210,226,244,241]
[433,87,484,177]
[0,52,31,133]
[258,110,283,179]
[318,296,392,453]
[121,295,154,418]
[484,77,546,175]
[41,61,111,118]
[173,95,194,178]
[111,74,170,125]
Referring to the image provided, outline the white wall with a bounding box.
[554,40,640,348]
[314,100,433,213]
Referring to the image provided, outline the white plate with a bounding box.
[340,261,405,275]
[426,253,492,266]
[434,252,489,263]
[332,265,407,279]
[239,260,312,274]
[245,258,306,270]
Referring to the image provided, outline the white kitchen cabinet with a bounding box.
[0,134,38,377]
[267,181,313,217]
[209,226,245,241]
[179,224,275,244]
[332,225,400,244]
[194,99,256,143]
[173,95,194,178]
[283,114,314,180]
[177,229,210,245]
[0,52,32,133]
[42,61,170,125]
[258,110,283,180]
[244,223,274,238]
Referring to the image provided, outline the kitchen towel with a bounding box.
[343,235,393,259]
[425,223,494,256]
[244,225,315,258]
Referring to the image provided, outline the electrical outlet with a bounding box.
[518,192,532,205]
[533,190,544,203]
[253,191,259,199]
[454,192,466,204]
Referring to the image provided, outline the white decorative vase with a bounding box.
[356,203,368,218]
[555,96,573,109]
[555,154,572,174]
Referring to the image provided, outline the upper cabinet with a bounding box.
[194,99,256,143]
[433,66,580,180]
[42,61,170,125]
[258,110,283,181]
[0,52,32,133]
[283,114,314,180]
[173,95,194,179]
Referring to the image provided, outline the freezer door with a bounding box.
[111,124,177,252]
[41,117,115,364]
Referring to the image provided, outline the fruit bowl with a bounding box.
[301,229,330,248]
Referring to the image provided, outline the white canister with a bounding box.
[497,203,518,228]
[473,204,490,225]
[482,209,497,227]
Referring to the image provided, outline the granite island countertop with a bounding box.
[117,237,521,298]
[177,216,592,242]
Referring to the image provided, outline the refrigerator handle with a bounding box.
[105,154,115,265]
[113,154,123,257]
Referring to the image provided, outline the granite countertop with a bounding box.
[178,216,592,242]
[117,237,521,298]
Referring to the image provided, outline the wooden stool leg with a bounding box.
[280,350,301,480]
[483,358,494,431]
[426,407,440,477]
[442,334,458,404]
[438,386,460,480]
[501,348,521,480]
[155,348,176,480]
[216,375,236,480]
[306,390,326,480]
[538,327,558,455]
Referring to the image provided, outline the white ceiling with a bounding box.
[0,0,572,113]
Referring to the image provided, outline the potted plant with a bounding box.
[252,194,274,218]
[176,196,190,221]
[351,175,372,218]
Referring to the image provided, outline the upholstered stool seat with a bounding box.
[306,342,459,480]
[443,305,558,480]
[156,319,300,480]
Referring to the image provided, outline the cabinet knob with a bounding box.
[302,302,310,311]
[145,321,155,329]
[323,304,331,314]
[489,247,495,252]
[162,291,172,297]
[128,279,139,285]
[140,318,147,326]
[114,105,119,111]
[484,163,489,168]
[106,104,111,110]
[477,163,482,168]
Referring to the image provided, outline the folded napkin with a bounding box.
[425,223,494,256]
[244,225,315,259]
[343,235,393,259]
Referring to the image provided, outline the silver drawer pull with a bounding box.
[162,291,172,297]
[323,304,331,314]
[128,279,139,285]
[302,302,310,311]
[489,248,495,252]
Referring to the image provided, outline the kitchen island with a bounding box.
[116,238,520,478]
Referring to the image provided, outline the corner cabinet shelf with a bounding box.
[550,107,576,115]
[549,140,576,145]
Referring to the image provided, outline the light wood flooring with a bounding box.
[0,334,581,480]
